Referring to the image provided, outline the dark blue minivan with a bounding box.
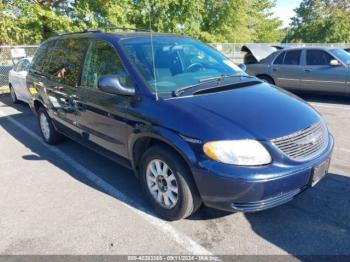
[27,29,334,220]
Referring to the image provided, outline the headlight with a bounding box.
[203,140,272,166]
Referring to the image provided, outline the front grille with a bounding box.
[272,122,328,161]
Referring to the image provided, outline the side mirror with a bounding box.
[330,59,341,67]
[238,63,247,72]
[97,75,135,96]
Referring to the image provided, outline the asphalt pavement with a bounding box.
[0,93,349,256]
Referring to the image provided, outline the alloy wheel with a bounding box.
[146,159,179,209]
[39,112,51,141]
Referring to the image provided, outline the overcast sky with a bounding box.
[273,0,302,27]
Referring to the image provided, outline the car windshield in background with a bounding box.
[330,48,350,64]
[120,37,245,93]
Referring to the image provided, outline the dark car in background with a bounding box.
[244,46,350,95]
[27,29,333,220]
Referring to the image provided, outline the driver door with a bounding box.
[74,40,134,158]
[300,49,347,93]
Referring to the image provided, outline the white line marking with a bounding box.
[0,109,213,256]
[335,147,350,154]
[309,103,350,111]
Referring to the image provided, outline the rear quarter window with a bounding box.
[31,42,49,73]
[31,40,56,73]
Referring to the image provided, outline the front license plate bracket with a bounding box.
[309,159,330,187]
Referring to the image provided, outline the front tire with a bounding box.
[140,145,202,221]
[38,107,63,145]
[9,85,18,104]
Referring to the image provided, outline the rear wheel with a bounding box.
[258,75,275,85]
[9,85,18,104]
[38,107,63,145]
[140,145,201,220]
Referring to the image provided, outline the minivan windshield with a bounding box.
[121,36,245,93]
[330,48,350,64]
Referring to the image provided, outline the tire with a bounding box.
[140,145,202,221]
[258,75,274,85]
[9,85,18,104]
[37,107,63,145]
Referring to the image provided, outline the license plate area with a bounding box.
[310,159,330,187]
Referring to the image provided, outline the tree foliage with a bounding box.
[288,0,350,43]
[0,0,284,45]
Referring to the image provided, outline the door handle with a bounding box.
[75,102,86,111]
[272,68,278,72]
[304,69,311,72]
[70,95,86,111]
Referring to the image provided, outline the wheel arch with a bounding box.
[256,74,275,84]
[33,96,47,114]
[129,128,198,178]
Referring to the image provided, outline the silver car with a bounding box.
[244,45,350,95]
[8,57,32,104]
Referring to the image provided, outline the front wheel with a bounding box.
[38,107,63,145]
[140,145,201,221]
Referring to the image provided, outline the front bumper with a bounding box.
[192,134,334,212]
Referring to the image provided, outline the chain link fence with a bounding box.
[0,43,349,90]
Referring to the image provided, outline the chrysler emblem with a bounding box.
[295,132,322,146]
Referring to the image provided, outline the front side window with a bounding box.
[306,50,334,66]
[121,37,244,93]
[81,40,132,89]
[14,60,23,72]
[19,59,31,71]
[283,50,301,65]
[47,38,89,86]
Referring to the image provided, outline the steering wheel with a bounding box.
[185,63,205,73]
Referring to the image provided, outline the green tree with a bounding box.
[289,0,350,42]
[0,0,284,44]
[200,0,284,43]
[0,0,78,44]
[129,0,204,38]
[71,0,131,28]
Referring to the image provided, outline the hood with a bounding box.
[241,44,277,62]
[166,82,321,141]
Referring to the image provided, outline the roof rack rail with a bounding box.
[86,26,151,32]
[57,26,150,36]
[57,29,100,36]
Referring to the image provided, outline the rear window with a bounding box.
[283,50,301,65]
[46,38,89,86]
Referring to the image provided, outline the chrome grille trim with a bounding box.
[271,122,328,162]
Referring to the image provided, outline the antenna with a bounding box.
[149,6,158,100]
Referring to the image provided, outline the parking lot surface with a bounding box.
[0,93,349,256]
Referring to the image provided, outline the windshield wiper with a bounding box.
[172,74,255,97]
